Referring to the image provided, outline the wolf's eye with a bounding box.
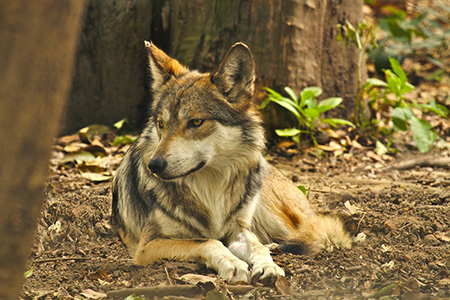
[157,119,164,129]
[189,119,204,128]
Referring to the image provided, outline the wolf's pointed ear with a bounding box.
[211,43,255,107]
[144,41,188,92]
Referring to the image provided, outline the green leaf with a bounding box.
[302,86,322,97]
[317,97,343,113]
[426,54,445,69]
[303,108,320,120]
[410,117,438,153]
[385,70,401,96]
[114,118,137,136]
[125,294,144,300]
[365,78,389,88]
[275,128,302,137]
[391,107,409,131]
[266,96,302,120]
[300,90,314,107]
[259,98,272,109]
[420,100,449,117]
[322,118,356,128]
[113,135,137,146]
[389,57,407,85]
[386,18,412,44]
[298,185,307,195]
[304,97,318,110]
[284,86,298,104]
[264,87,284,100]
[401,82,415,94]
[24,263,35,278]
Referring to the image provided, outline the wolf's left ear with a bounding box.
[144,41,188,92]
[211,43,255,107]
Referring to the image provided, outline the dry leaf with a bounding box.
[83,145,107,157]
[319,128,340,139]
[435,232,450,243]
[344,201,361,215]
[277,140,296,149]
[79,124,110,144]
[274,276,293,295]
[81,172,113,182]
[318,141,342,152]
[353,232,366,243]
[58,133,80,145]
[60,151,96,164]
[91,269,111,282]
[63,143,86,153]
[366,151,382,162]
[80,289,107,299]
[178,273,215,285]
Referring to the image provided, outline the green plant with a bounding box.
[260,86,355,147]
[337,20,378,126]
[379,5,450,51]
[371,3,450,77]
[365,57,448,153]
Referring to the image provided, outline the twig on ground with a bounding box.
[383,157,450,170]
[34,257,87,263]
[164,266,174,285]
[107,285,264,299]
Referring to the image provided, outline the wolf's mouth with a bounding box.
[158,161,206,181]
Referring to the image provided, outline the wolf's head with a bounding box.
[144,42,265,181]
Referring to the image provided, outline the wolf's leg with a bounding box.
[135,238,249,283]
[227,230,285,283]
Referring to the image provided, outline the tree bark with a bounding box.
[0,2,85,299]
[61,0,153,135]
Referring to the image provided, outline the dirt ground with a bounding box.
[20,132,450,300]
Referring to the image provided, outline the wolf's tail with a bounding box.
[279,213,356,255]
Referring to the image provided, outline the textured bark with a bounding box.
[62,0,153,134]
[0,1,85,299]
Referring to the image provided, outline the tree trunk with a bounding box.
[0,2,85,299]
[61,0,153,135]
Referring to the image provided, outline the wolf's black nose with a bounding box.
[148,157,168,174]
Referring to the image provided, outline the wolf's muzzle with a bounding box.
[148,157,168,175]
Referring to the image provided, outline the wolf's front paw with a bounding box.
[217,257,249,284]
[251,260,285,285]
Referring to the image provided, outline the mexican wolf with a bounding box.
[112,41,354,284]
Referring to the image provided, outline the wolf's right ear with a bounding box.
[211,43,255,108]
[144,41,188,92]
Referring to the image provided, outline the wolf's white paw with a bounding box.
[217,257,249,283]
[251,260,285,284]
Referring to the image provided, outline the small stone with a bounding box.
[423,234,440,246]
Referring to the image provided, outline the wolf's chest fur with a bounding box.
[154,162,261,240]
